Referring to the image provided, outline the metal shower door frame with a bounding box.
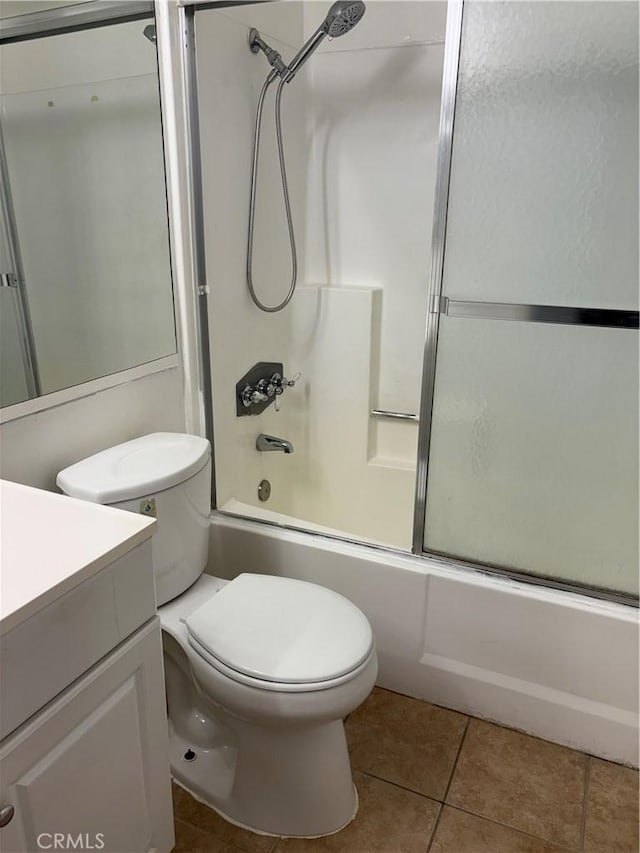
[412,0,463,557]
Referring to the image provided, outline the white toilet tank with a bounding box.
[57,433,211,606]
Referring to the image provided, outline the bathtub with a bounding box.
[209,510,639,767]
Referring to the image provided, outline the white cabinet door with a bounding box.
[0,618,174,853]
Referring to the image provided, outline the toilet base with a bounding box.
[168,719,359,838]
[160,574,376,837]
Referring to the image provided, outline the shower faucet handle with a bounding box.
[271,371,301,393]
[240,385,268,407]
[271,371,301,412]
[256,377,276,398]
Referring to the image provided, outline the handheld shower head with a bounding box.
[249,1,366,83]
[283,0,366,81]
[321,1,367,38]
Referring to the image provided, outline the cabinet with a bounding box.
[0,619,174,853]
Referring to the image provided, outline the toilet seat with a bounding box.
[187,633,376,693]
[184,573,374,692]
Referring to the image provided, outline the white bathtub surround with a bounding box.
[209,513,639,768]
[196,1,446,548]
[220,285,416,547]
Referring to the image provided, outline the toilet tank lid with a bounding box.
[56,433,211,504]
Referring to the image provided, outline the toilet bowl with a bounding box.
[57,432,378,838]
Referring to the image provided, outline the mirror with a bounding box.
[0,16,176,408]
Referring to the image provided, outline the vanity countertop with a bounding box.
[0,479,155,636]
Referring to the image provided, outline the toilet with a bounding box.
[56,432,378,838]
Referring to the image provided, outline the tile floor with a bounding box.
[172,688,639,853]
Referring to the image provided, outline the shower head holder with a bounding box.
[248,29,288,78]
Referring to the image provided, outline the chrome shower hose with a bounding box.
[246,72,297,313]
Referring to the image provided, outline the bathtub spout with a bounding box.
[256,434,294,454]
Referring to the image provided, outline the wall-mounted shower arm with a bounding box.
[248,29,288,79]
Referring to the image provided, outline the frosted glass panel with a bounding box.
[443,1,639,309]
[424,317,639,595]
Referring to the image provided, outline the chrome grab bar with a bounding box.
[370,409,419,422]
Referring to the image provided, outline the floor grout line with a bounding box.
[425,802,444,853]
[579,756,592,852]
[442,715,471,803]
[269,835,281,853]
[349,702,472,806]
[438,804,580,852]
[358,768,444,802]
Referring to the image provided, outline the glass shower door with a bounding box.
[418,1,639,598]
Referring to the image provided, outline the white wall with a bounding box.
[197,1,445,548]
[0,367,185,492]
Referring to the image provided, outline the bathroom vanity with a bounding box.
[0,481,174,853]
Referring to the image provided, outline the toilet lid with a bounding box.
[184,574,374,685]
